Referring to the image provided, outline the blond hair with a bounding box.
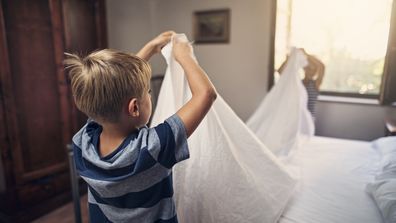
[64,49,151,122]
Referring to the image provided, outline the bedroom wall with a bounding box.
[105,1,153,64]
[106,0,271,121]
[106,0,395,141]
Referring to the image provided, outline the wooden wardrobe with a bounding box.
[0,0,107,222]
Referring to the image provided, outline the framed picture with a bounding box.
[193,9,230,43]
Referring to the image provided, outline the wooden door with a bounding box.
[0,0,70,184]
[0,0,107,221]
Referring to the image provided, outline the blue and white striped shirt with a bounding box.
[72,114,189,223]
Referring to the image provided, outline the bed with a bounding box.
[147,41,393,223]
[279,136,384,223]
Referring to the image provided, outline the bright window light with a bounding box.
[275,0,393,95]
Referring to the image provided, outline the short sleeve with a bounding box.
[147,114,189,168]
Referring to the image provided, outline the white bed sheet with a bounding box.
[279,136,384,223]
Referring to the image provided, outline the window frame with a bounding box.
[381,0,396,105]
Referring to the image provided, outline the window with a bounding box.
[273,0,393,98]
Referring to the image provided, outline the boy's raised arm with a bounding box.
[136,31,175,61]
[173,39,217,137]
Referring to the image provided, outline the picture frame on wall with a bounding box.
[193,9,230,43]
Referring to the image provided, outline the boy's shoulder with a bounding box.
[71,115,182,151]
[139,114,187,148]
[149,114,187,137]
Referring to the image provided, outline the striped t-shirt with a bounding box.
[72,114,189,223]
[303,79,319,118]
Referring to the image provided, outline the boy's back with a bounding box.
[73,114,188,222]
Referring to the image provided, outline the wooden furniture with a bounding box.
[385,118,396,136]
[0,0,106,222]
[67,144,82,223]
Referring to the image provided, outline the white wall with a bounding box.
[106,0,272,121]
[106,0,151,52]
[106,0,396,141]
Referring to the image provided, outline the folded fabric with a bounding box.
[151,34,296,223]
[247,48,314,157]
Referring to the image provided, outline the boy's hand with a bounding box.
[173,38,194,64]
[136,31,175,61]
[149,31,175,53]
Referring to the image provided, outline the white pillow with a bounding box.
[368,138,396,223]
[381,152,396,172]
[373,137,396,177]
[373,136,396,156]
[366,179,396,223]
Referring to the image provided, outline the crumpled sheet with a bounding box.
[151,34,296,223]
[247,48,314,157]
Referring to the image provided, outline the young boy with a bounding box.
[65,31,217,223]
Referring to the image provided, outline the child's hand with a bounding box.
[173,39,194,64]
[137,31,174,60]
[149,31,175,54]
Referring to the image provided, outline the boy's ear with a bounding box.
[127,98,139,117]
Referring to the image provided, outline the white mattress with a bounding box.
[279,136,384,223]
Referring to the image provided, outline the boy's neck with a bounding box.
[98,121,138,157]
[102,123,136,138]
